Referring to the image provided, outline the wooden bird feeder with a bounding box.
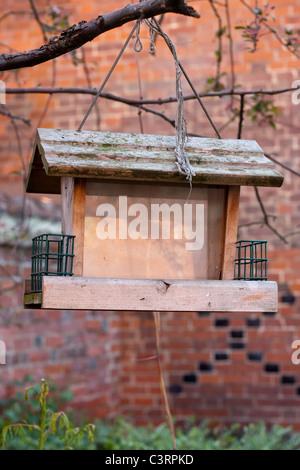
[24,128,284,312]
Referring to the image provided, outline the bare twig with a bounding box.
[153,311,176,450]
[239,219,300,242]
[0,106,30,125]
[254,187,288,244]
[208,0,223,89]
[285,230,300,239]
[35,61,57,132]
[219,110,239,132]
[9,117,28,233]
[29,0,48,42]
[265,152,300,178]
[233,89,289,245]
[225,0,235,104]
[9,118,26,175]
[237,94,245,139]
[140,105,175,127]
[0,10,37,24]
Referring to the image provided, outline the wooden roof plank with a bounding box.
[25,128,284,194]
[38,127,263,152]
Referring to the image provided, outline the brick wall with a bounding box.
[0,0,300,429]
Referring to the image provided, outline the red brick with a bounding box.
[134,398,154,406]
[45,335,63,347]
[199,375,222,385]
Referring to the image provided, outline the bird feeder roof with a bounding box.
[26,128,284,194]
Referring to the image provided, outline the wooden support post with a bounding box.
[61,177,74,235]
[221,186,240,280]
[72,178,86,276]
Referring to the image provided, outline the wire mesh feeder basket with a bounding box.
[31,234,75,293]
[234,240,268,281]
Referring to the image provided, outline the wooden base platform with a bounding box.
[24,278,278,312]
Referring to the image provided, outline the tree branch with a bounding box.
[5,84,298,135]
[0,0,199,71]
[6,84,299,104]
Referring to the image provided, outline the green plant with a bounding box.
[93,418,300,450]
[0,379,95,450]
[247,94,280,128]
[2,382,300,450]
[235,3,276,53]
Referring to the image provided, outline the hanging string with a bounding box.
[133,20,143,53]
[145,18,195,185]
[148,18,156,55]
[149,17,221,140]
[77,20,141,132]
[78,13,221,187]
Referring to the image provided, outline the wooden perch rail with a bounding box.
[24,278,278,312]
[0,0,200,71]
